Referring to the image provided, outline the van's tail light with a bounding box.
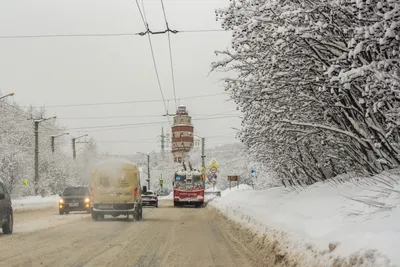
[133,187,138,195]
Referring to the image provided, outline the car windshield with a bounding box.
[63,187,89,196]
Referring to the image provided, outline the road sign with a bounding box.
[251,169,256,174]
[228,176,240,181]
[201,167,207,174]
[208,158,219,169]
[210,167,217,174]
[23,179,29,186]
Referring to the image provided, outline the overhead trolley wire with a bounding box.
[0,30,226,39]
[137,0,171,127]
[160,0,178,110]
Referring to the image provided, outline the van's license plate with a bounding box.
[98,204,112,209]
[69,203,79,207]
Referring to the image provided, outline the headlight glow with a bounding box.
[84,198,90,203]
[59,198,64,203]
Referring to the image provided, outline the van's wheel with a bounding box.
[59,210,64,215]
[133,210,139,221]
[139,205,143,220]
[2,211,13,234]
[91,212,99,221]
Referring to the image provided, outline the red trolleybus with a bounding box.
[173,169,204,207]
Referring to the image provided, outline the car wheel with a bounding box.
[139,205,143,220]
[65,211,70,214]
[59,210,64,215]
[91,212,98,221]
[155,202,158,208]
[2,210,13,234]
[86,209,91,214]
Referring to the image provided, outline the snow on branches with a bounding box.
[213,0,400,185]
[0,101,95,196]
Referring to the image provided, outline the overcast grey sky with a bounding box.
[0,0,241,155]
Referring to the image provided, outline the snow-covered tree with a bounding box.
[213,0,400,185]
[0,100,93,196]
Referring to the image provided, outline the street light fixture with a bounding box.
[50,132,69,153]
[0,93,14,100]
[137,152,150,190]
[72,134,88,159]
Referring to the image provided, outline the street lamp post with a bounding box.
[51,133,69,153]
[34,116,57,195]
[0,93,14,100]
[71,134,88,159]
[137,152,150,190]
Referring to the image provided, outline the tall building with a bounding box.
[171,105,194,163]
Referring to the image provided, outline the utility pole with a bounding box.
[72,134,88,159]
[138,152,151,190]
[51,136,55,153]
[33,116,57,195]
[161,127,165,158]
[147,154,150,190]
[34,121,39,195]
[201,137,205,168]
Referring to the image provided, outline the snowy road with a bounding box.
[0,200,257,267]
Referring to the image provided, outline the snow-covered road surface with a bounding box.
[0,200,268,267]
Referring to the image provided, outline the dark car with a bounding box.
[141,190,158,208]
[0,181,13,234]
[59,186,91,215]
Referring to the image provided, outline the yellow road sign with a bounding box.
[23,179,29,186]
[208,158,219,169]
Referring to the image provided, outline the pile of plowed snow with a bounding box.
[209,175,400,266]
[12,195,59,212]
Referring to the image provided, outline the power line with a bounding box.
[23,92,228,108]
[0,29,226,39]
[56,110,238,120]
[66,115,240,130]
[95,133,237,144]
[160,0,178,110]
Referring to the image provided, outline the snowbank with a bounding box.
[159,192,173,200]
[12,195,59,212]
[209,177,400,266]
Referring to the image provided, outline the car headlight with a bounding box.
[84,198,90,203]
[59,198,64,204]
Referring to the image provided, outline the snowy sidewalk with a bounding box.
[209,177,400,266]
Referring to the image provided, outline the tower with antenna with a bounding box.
[171,105,194,163]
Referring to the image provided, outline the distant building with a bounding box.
[193,135,201,149]
[171,105,194,163]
